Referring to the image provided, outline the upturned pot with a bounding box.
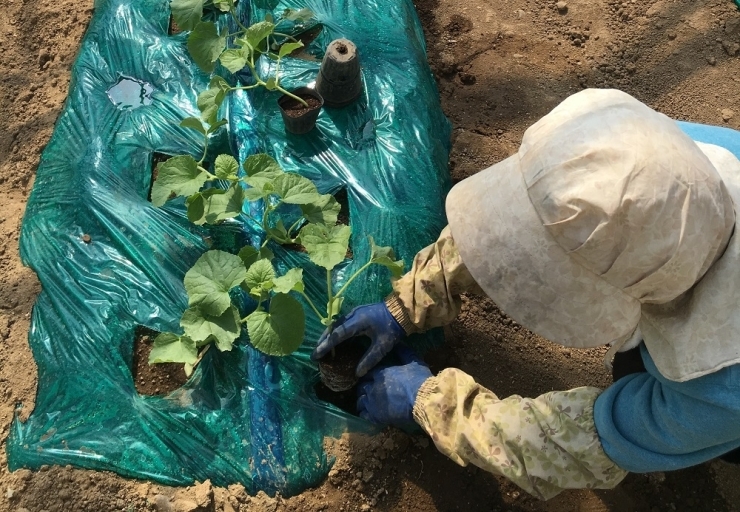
[316,39,363,108]
[278,87,324,134]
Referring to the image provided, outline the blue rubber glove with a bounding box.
[311,302,407,377]
[356,345,432,428]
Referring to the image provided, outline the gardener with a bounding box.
[312,89,740,499]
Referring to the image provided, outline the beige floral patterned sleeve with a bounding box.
[384,225,484,334]
[413,369,628,500]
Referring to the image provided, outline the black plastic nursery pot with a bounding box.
[316,38,363,108]
[317,336,369,392]
[278,87,324,134]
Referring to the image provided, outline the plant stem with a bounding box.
[298,291,326,323]
[198,166,217,181]
[273,32,300,43]
[334,261,373,299]
[276,86,309,107]
[326,268,333,316]
[287,217,303,238]
[198,133,210,166]
[230,6,250,32]
[229,84,260,91]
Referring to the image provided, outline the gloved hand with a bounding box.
[311,302,407,377]
[356,345,433,428]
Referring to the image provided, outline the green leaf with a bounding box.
[210,75,231,92]
[244,259,276,296]
[207,119,229,134]
[243,185,273,201]
[272,268,304,294]
[197,86,226,125]
[267,219,291,244]
[180,305,241,351]
[264,77,278,91]
[247,294,305,356]
[260,247,274,261]
[170,0,204,31]
[299,223,351,270]
[188,22,226,73]
[283,8,313,22]
[187,188,225,225]
[212,0,233,12]
[186,192,206,223]
[184,250,247,316]
[151,155,208,207]
[299,194,341,225]
[242,154,284,192]
[273,173,321,205]
[245,21,275,48]
[202,184,246,224]
[369,237,405,277]
[243,153,283,177]
[215,154,239,180]
[219,48,249,74]
[180,116,206,135]
[326,296,345,323]
[149,333,198,365]
[279,41,304,58]
[238,246,260,267]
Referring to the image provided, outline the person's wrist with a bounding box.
[384,294,416,335]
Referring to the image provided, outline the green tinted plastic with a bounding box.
[8,0,450,495]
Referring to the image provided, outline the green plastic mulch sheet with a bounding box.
[8,0,451,495]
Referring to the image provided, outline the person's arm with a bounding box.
[412,368,628,500]
[386,225,484,334]
[313,226,484,375]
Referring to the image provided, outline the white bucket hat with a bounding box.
[447,89,740,382]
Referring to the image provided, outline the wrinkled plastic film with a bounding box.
[9,0,451,495]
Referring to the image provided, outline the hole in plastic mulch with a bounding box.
[107,76,154,110]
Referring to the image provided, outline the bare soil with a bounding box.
[132,327,189,396]
[1,0,740,511]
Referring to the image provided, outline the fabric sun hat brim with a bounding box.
[640,142,740,382]
[446,154,642,349]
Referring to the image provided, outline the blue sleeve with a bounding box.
[594,345,740,473]
[677,121,740,160]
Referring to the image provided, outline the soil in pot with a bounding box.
[318,337,369,392]
[280,94,322,118]
[278,88,324,135]
[132,326,188,395]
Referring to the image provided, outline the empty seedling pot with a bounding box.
[317,337,368,392]
[316,39,363,108]
[278,87,324,134]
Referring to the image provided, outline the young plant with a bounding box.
[150,151,404,374]
[171,0,313,105]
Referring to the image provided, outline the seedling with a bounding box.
[171,0,314,106]
[150,148,403,374]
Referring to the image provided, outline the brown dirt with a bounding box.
[1,0,740,511]
[280,94,323,117]
[132,326,189,396]
[318,339,367,392]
